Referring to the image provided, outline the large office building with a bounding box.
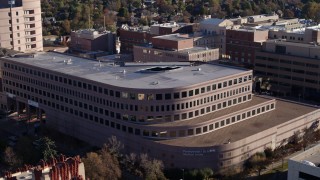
[0,0,43,52]
[255,40,320,100]
[1,52,320,170]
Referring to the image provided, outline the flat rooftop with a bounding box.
[177,46,216,54]
[265,40,320,49]
[290,144,320,166]
[303,153,320,166]
[229,28,268,32]
[153,34,191,41]
[2,52,249,89]
[151,23,191,28]
[158,97,318,147]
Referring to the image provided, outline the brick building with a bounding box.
[133,34,219,62]
[119,23,195,54]
[150,22,195,35]
[70,29,116,54]
[118,26,153,54]
[226,29,268,65]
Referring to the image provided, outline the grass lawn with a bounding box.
[265,162,288,174]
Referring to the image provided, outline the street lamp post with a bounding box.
[182,169,184,180]
[299,93,302,102]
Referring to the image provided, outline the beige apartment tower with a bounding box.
[0,0,43,52]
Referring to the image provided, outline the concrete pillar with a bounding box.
[16,101,24,114]
[16,101,20,115]
[39,109,42,121]
[27,105,31,120]
[36,108,40,120]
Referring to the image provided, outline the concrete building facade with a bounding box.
[198,18,234,57]
[255,40,320,100]
[0,0,43,52]
[1,52,320,170]
[247,14,279,23]
[268,25,320,44]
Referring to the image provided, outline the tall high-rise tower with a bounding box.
[0,0,43,52]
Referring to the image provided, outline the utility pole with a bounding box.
[9,0,15,50]
[88,10,90,29]
[104,15,106,31]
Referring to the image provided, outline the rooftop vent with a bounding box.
[139,66,181,73]
[13,53,35,58]
[150,81,159,85]
[301,160,316,167]
[64,58,72,65]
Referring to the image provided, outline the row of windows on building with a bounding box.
[255,70,319,85]
[256,64,319,76]
[8,10,34,17]
[3,75,252,123]
[5,86,269,139]
[256,56,320,68]
[272,35,304,41]
[34,93,271,139]
[4,89,252,129]
[9,24,36,31]
[0,44,35,51]
[3,63,252,101]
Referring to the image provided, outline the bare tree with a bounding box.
[100,145,122,179]
[83,152,106,180]
[107,136,124,158]
[83,143,122,180]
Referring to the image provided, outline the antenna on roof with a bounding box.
[67,58,72,64]
[151,81,159,85]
